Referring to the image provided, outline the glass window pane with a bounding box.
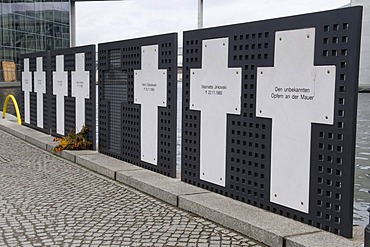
[2,9,14,29]
[14,14,25,31]
[54,23,62,38]
[24,16,35,33]
[24,1,35,17]
[14,30,26,48]
[62,25,69,39]
[45,20,53,36]
[12,2,25,14]
[34,2,43,19]
[46,36,53,50]
[62,39,69,48]
[55,38,62,49]
[43,2,54,22]
[2,28,13,46]
[26,33,36,49]
[36,34,45,50]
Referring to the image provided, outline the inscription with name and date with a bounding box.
[141,83,157,92]
[76,81,84,87]
[201,84,227,96]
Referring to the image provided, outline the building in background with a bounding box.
[351,0,370,89]
[1,0,368,86]
[0,0,70,74]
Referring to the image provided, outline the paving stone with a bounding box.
[0,129,264,247]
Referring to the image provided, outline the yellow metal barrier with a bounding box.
[2,94,21,124]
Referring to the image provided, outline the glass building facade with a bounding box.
[0,0,70,67]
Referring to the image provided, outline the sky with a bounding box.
[75,0,351,46]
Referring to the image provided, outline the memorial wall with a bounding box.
[20,7,363,238]
[21,46,96,149]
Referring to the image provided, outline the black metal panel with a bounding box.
[181,7,362,237]
[30,93,37,125]
[50,45,96,150]
[20,51,51,134]
[98,33,178,178]
[98,100,110,154]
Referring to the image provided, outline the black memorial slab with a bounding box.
[20,51,51,134]
[49,45,96,149]
[98,33,178,178]
[181,7,362,237]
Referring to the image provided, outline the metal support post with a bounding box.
[69,0,76,47]
[198,0,203,29]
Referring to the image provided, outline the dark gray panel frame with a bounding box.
[98,33,178,178]
[181,7,362,237]
[50,45,96,150]
[20,51,51,134]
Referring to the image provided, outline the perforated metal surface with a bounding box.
[98,33,178,178]
[50,45,96,150]
[20,51,51,134]
[181,7,362,237]
[101,49,128,154]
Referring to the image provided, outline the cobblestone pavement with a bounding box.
[0,130,265,247]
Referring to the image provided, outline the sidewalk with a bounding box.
[0,114,365,247]
[0,81,20,88]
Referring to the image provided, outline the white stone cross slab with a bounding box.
[52,55,68,135]
[256,28,336,213]
[190,37,242,187]
[134,45,167,166]
[72,53,90,133]
[22,58,32,124]
[34,57,46,128]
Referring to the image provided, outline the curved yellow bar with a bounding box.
[2,94,22,125]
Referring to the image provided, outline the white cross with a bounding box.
[190,37,242,187]
[53,55,68,135]
[256,28,336,213]
[72,53,90,133]
[34,57,46,128]
[134,45,167,165]
[22,58,32,124]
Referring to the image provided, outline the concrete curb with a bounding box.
[178,192,320,247]
[284,226,365,247]
[116,170,209,206]
[0,117,365,247]
[76,153,142,180]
